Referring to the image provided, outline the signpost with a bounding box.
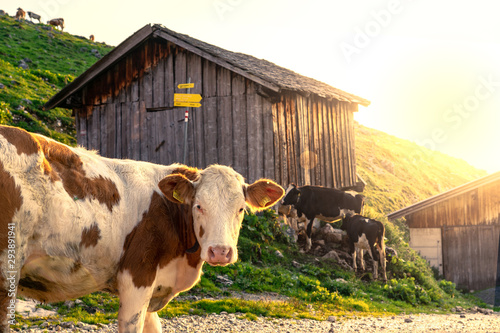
[176,79,202,164]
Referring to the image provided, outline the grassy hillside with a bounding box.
[0,14,494,329]
[355,123,486,218]
[0,14,112,144]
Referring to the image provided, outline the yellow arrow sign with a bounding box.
[174,93,202,103]
[178,83,195,89]
[174,102,202,108]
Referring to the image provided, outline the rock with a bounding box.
[323,250,341,261]
[216,275,233,286]
[39,322,49,328]
[64,300,75,308]
[18,60,29,69]
[327,315,336,322]
[0,83,4,89]
[60,322,74,329]
[274,250,284,258]
[75,299,84,305]
[291,260,302,268]
[23,57,32,63]
[404,318,413,323]
[91,49,101,58]
[21,98,32,105]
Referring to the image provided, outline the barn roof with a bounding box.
[45,24,370,110]
[387,171,500,220]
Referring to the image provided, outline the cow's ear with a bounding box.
[158,173,195,205]
[245,179,284,211]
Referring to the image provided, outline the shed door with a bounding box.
[442,225,500,291]
[409,228,443,275]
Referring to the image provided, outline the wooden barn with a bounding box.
[387,172,500,291]
[45,24,370,188]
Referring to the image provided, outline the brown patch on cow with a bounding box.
[199,225,205,238]
[34,135,121,211]
[0,161,22,251]
[119,192,201,288]
[0,125,40,155]
[80,223,101,248]
[170,166,200,182]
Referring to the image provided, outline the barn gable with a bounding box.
[45,24,369,188]
[388,172,500,291]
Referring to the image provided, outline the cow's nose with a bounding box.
[207,246,233,266]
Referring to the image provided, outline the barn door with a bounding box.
[442,225,500,291]
[409,228,443,275]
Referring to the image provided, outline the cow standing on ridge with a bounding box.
[341,213,387,281]
[282,184,364,251]
[0,125,284,332]
[27,11,41,23]
[15,8,25,21]
[47,18,64,31]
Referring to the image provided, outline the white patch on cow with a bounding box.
[117,270,154,333]
[354,233,371,251]
[154,256,204,302]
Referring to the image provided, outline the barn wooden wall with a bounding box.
[272,93,357,189]
[406,180,500,291]
[74,38,358,187]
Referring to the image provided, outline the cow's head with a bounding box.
[159,165,284,266]
[282,184,300,206]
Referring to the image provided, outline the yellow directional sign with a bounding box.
[174,102,202,108]
[178,83,195,89]
[174,93,202,103]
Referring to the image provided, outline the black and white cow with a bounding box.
[341,213,387,281]
[281,184,364,251]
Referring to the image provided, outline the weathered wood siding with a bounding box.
[272,94,356,188]
[75,39,358,187]
[406,180,500,291]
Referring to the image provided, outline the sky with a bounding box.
[5,0,500,173]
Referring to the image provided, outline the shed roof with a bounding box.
[387,171,500,220]
[45,24,370,110]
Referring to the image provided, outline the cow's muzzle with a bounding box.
[207,246,233,266]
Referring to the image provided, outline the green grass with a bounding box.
[0,14,113,144]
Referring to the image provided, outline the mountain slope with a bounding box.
[0,14,112,144]
[355,122,487,217]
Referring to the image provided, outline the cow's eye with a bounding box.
[239,208,245,214]
[195,204,203,213]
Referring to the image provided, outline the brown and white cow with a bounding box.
[15,8,26,21]
[47,18,64,31]
[0,125,284,332]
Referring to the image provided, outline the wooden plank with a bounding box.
[131,101,141,161]
[188,53,203,167]
[278,100,288,186]
[231,74,248,177]
[271,103,281,185]
[246,83,262,183]
[312,98,322,185]
[217,67,233,167]
[262,97,275,180]
[306,97,315,185]
[330,101,339,188]
[296,95,308,185]
[203,97,218,167]
[120,103,129,159]
[317,99,326,186]
[100,105,107,156]
[115,103,122,159]
[285,95,296,185]
[174,50,187,163]
[139,100,149,161]
[106,103,116,158]
[162,48,175,165]
[323,101,333,188]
